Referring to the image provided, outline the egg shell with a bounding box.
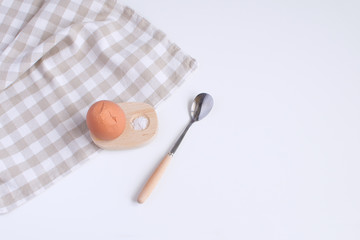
[86,100,126,140]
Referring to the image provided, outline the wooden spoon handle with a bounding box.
[137,153,172,203]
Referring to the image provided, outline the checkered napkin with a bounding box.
[0,0,197,213]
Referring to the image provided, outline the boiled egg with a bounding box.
[86,100,126,140]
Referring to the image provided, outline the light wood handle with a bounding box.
[137,153,172,203]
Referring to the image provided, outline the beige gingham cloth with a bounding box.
[0,0,197,213]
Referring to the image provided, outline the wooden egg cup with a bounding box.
[90,102,158,150]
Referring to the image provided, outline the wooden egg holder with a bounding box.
[90,102,158,150]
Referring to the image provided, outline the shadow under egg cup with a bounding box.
[90,102,158,150]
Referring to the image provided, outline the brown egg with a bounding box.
[86,100,126,140]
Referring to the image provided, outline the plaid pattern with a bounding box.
[0,0,197,213]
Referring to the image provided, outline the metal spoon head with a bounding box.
[191,93,214,122]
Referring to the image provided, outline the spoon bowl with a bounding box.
[191,93,214,122]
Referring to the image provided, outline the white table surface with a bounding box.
[1,0,360,239]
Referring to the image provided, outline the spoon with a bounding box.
[137,93,214,203]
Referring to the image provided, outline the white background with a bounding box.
[1,0,360,239]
